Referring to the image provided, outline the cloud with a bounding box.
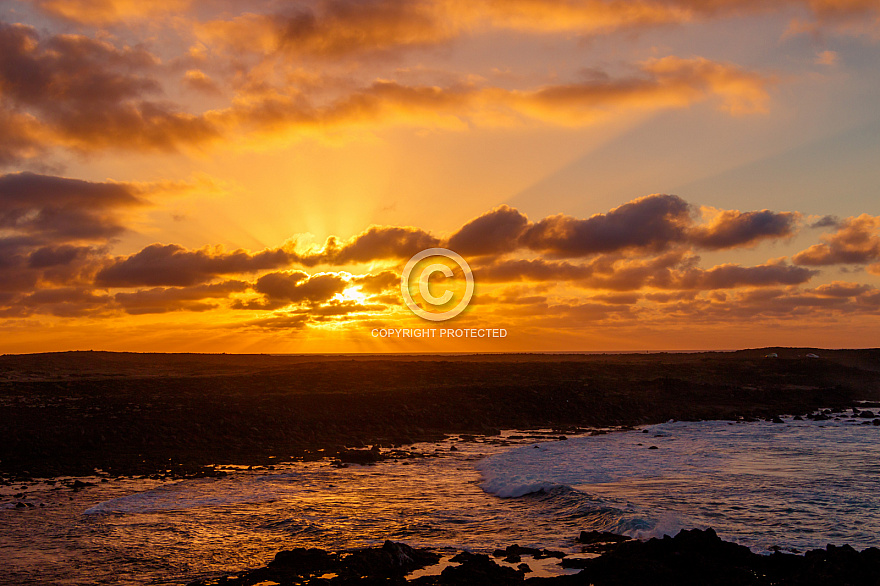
[0,20,774,165]
[478,251,816,292]
[808,281,875,297]
[477,258,595,282]
[12,286,112,317]
[240,271,349,309]
[815,50,839,65]
[239,313,311,330]
[0,172,145,240]
[95,243,299,287]
[521,194,692,257]
[0,23,218,164]
[114,280,249,314]
[446,205,530,256]
[352,270,400,293]
[666,262,817,290]
[26,0,191,24]
[809,215,840,229]
[182,70,222,95]
[793,214,880,266]
[688,209,798,249]
[319,225,441,265]
[194,0,880,62]
[197,1,455,58]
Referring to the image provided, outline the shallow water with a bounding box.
[2,415,879,585]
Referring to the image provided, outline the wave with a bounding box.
[84,476,281,515]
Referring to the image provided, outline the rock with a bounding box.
[268,547,335,573]
[771,417,784,424]
[341,540,441,578]
[517,563,531,573]
[859,410,876,418]
[336,449,381,464]
[70,480,96,489]
[578,531,630,545]
[442,552,523,584]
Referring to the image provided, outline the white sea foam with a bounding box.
[477,416,880,551]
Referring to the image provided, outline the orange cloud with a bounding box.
[193,0,880,60]
[0,20,773,165]
[793,214,880,266]
[2,187,875,329]
[689,208,799,249]
[26,0,191,24]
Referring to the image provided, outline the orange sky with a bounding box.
[1,0,879,353]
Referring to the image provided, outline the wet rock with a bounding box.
[578,531,631,545]
[341,540,441,578]
[268,547,336,574]
[517,563,531,573]
[442,552,523,584]
[336,449,381,464]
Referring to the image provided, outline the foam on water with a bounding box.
[478,416,880,551]
[4,418,880,585]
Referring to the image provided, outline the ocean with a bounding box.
[2,412,879,584]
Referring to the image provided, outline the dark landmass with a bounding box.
[185,529,880,586]
[1,348,879,479]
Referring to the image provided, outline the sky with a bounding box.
[1,0,879,353]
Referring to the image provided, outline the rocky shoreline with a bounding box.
[3,348,880,481]
[186,528,880,586]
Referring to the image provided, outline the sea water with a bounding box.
[2,415,879,585]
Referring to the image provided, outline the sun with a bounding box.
[338,286,369,305]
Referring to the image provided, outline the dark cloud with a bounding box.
[793,214,880,266]
[688,210,798,249]
[28,245,96,269]
[96,243,298,287]
[446,205,530,256]
[0,22,218,165]
[198,0,452,59]
[808,281,874,298]
[291,299,388,317]
[668,263,817,290]
[352,270,399,293]
[311,225,440,265]
[114,280,249,314]
[239,271,349,309]
[810,215,840,229]
[476,258,594,282]
[0,172,145,240]
[521,194,692,257]
[14,287,112,317]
